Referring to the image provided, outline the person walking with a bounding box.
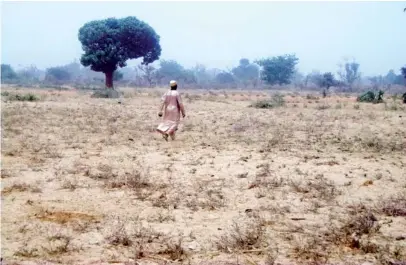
[156,80,186,141]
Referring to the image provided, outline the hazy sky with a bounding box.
[1,1,405,76]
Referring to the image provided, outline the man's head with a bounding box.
[170,80,177,90]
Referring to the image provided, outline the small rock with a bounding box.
[187,241,199,250]
[237,172,248,178]
[240,156,249,162]
[362,180,373,186]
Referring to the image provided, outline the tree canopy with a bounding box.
[401,67,406,79]
[78,16,161,88]
[337,59,361,90]
[155,60,196,85]
[1,64,18,83]
[255,54,299,86]
[231,59,259,87]
[319,72,337,89]
[45,66,71,83]
[216,71,235,84]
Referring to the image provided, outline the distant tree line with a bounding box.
[2,58,405,93]
[2,57,405,93]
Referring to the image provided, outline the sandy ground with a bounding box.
[1,87,406,265]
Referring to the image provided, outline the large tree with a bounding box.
[155,60,196,85]
[255,54,299,86]
[384,69,405,87]
[385,69,397,84]
[1,64,18,83]
[215,71,235,84]
[193,64,212,88]
[231,58,259,88]
[318,72,337,90]
[17,65,44,83]
[318,72,337,97]
[45,66,71,84]
[63,60,82,80]
[155,60,184,85]
[78,16,161,88]
[337,59,361,91]
[401,66,406,86]
[306,71,337,95]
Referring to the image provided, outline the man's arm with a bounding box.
[158,93,166,116]
[177,93,186,118]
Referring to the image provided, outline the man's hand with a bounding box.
[182,113,186,118]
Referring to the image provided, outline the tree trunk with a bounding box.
[105,71,113,89]
[322,88,327,98]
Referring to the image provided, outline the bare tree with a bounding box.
[138,64,156,87]
[368,75,384,91]
[337,58,361,91]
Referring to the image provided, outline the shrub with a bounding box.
[3,92,39,102]
[251,93,285,109]
[90,89,122,99]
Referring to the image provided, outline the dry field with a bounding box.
[1,87,406,265]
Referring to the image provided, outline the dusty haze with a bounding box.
[1,1,406,75]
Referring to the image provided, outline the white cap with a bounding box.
[170,80,177,87]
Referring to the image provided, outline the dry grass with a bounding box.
[378,193,406,217]
[1,87,406,265]
[288,174,342,201]
[215,216,267,252]
[2,181,42,195]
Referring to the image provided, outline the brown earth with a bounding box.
[1,87,406,265]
